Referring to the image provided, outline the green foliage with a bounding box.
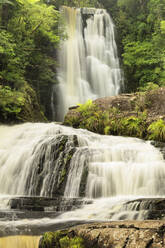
[123,41,162,88]
[65,100,147,138]
[76,100,107,133]
[0,0,61,121]
[99,0,165,92]
[0,0,14,5]
[0,85,24,121]
[60,236,85,248]
[121,113,147,138]
[59,168,66,184]
[64,92,165,142]
[77,99,93,113]
[40,231,85,248]
[55,0,98,8]
[147,119,165,141]
[0,83,46,122]
[138,82,159,92]
[64,100,108,133]
[104,112,147,138]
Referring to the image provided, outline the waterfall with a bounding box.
[52,7,123,121]
[0,123,164,199]
[0,123,165,226]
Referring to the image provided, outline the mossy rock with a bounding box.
[39,230,85,248]
[64,88,165,142]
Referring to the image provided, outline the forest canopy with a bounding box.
[0,0,61,119]
[99,0,165,91]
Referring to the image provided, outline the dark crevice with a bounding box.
[123,236,129,248]
[146,238,153,248]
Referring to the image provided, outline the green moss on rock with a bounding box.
[40,230,85,248]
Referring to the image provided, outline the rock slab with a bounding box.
[40,221,165,248]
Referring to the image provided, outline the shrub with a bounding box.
[147,119,165,142]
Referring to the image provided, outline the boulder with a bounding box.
[40,221,165,248]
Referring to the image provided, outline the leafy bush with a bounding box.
[104,112,147,138]
[147,119,165,141]
[120,113,147,138]
[0,86,24,121]
[138,82,159,92]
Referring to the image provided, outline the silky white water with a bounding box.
[0,124,164,200]
[0,123,165,235]
[52,7,123,120]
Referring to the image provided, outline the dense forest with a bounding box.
[0,0,165,122]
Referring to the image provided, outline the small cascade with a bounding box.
[0,236,40,248]
[52,7,123,121]
[0,123,79,197]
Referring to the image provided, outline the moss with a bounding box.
[59,136,68,152]
[59,149,75,185]
[79,166,88,197]
[59,168,66,184]
[59,236,85,248]
[40,230,67,248]
[40,231,85,248]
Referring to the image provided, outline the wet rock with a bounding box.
[68,221,165,248]
[8,196,92,212]
[118,198,165,221]
[24,134,79,197]
[151,141,165,159]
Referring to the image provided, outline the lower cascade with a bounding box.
[0,123,165,243]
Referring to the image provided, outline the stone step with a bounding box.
[8,196,93,211]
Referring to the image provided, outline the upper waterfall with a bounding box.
[52,7,123,121]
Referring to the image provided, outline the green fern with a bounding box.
[77,99,93,113]
[147,119,165,141]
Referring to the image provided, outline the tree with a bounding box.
[0,0,61,120]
